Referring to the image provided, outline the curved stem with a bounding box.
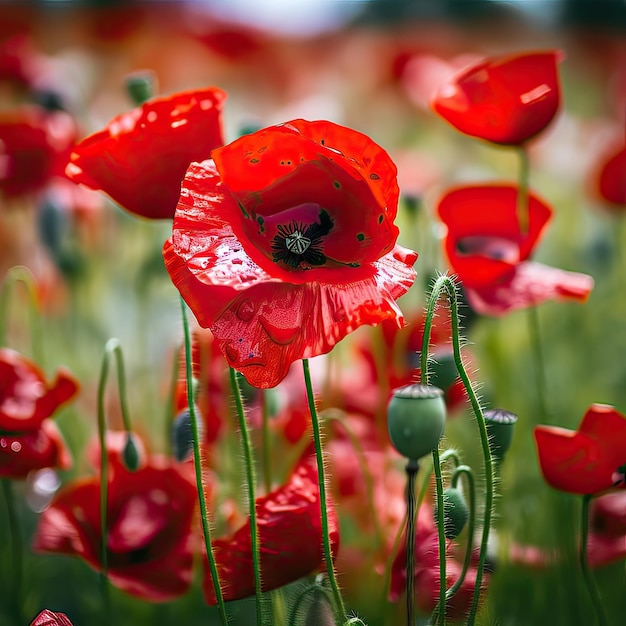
[404,459,419,626]
[431,448,447,626]
[517,146,530,234]
[229,368,269,625]
[302,358,346,622]
[580,495,609,626]
[420,275,494,625]
[0,265,44,363]
[1,479,24,624]
[179,298,228,625]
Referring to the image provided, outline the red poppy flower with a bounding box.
[202,452,339,603]
[164,119,417,388]
[595,143,626,209]
[33,457,197,601]
[431,50,562,146]
[437,185,594,315]
[0,106,77,198]
[30,610,73,626]
[65,88,226,219]
[0,348,77,478]
[534,404,626,496]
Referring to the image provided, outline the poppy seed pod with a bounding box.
[434,486,470,540]
[484,408,518,461]
[387,384,446,460]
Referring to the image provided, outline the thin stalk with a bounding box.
[517,146,530,234]
[302,358,346,622]
[229,367,269,625]
[527,305,549,423]
[405,459,419,626]
[180,298,228,625]
[421,275,494,626]
[381,516,407,626]
[1,479,24,624]
[580,495,609,626]
[431,448,447,626]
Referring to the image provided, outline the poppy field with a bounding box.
[1,3,626,626]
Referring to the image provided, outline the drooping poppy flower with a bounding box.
[0,106,77,198]
[202,452,339,603]
[594,142,626,210]
[437,185,594,315]
[164,119,418,388]
[431,50,562,146]
[0,348,77,478]
[33,455,197,601]
[29,610,73,626]
[65,88,226,219]
[534,404,626,496]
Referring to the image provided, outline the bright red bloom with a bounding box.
[203,452,339,603]
[431,51,562,146]
[0,348,77,478]
[33,457,197,601]
[0,106,77,198]
[30,610,73,626]
[164,119,417,388]
[66,88,226,219]
[534,404,626,496]
[437,185,593,315]
[595,143,626,209]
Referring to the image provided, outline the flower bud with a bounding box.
[125,70,157,105]
[387,384,446,460]
[434,486,469,540]
[171,406,203,462]
[122,433,141,471]
[484,408,518,461]
[429,350,458,393]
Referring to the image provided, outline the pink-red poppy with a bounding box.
[164,119,417,388]
[33,456,197,601]
[29,610,73,626]
[594,143,626,210]
[431,51,562,146]
[202,452,339,603]
[0,106,77,198]
[534,404,626,496]
[0,348,77,478]
[437,185,593,315]
[65,88,226,219]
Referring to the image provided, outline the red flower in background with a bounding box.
[203,452,339,603]
[164,119,417,388]
[66,88,226,219]
[0,106,77,198]
[0,348,77,478]
[534,404,626,495]
[431,50,562,146]
[594,142,626,210]
[33,456,197,601]
[30,610,73,626]
[437,185,593,315]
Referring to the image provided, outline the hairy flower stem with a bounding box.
[229,367,270,626]
[404,458,419,626]
[302,358,346,622]
[180,299,229,626]
[0,265,44,364]
[1,479,24,625]
[431,448,447,626]
[580,495,609,626]
[420,275,495,625]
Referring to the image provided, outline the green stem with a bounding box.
[580,495,609,626]
[261,389,272,494]
[405,459,419,626]
[420,275,494,626]
[229,367,269,626]
[527,305,549,423]
[0,265,44,363]
[302,358,346,622]
[517,146,530,234]
[1,479,24,624]
[431,448,447,626]
[179,298,228,626]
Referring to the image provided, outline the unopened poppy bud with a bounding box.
[171,406,203,462]
[484,408,518,461]
[122,433,140,471]
[434,486,469,540]
[387,384,446,461]
[125,70,157,105]
[429,351,458,393]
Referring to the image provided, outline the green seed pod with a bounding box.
[429,350,458,393]
[434,486,469,540]
[484,408,518,461]
[387,384,446,461]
